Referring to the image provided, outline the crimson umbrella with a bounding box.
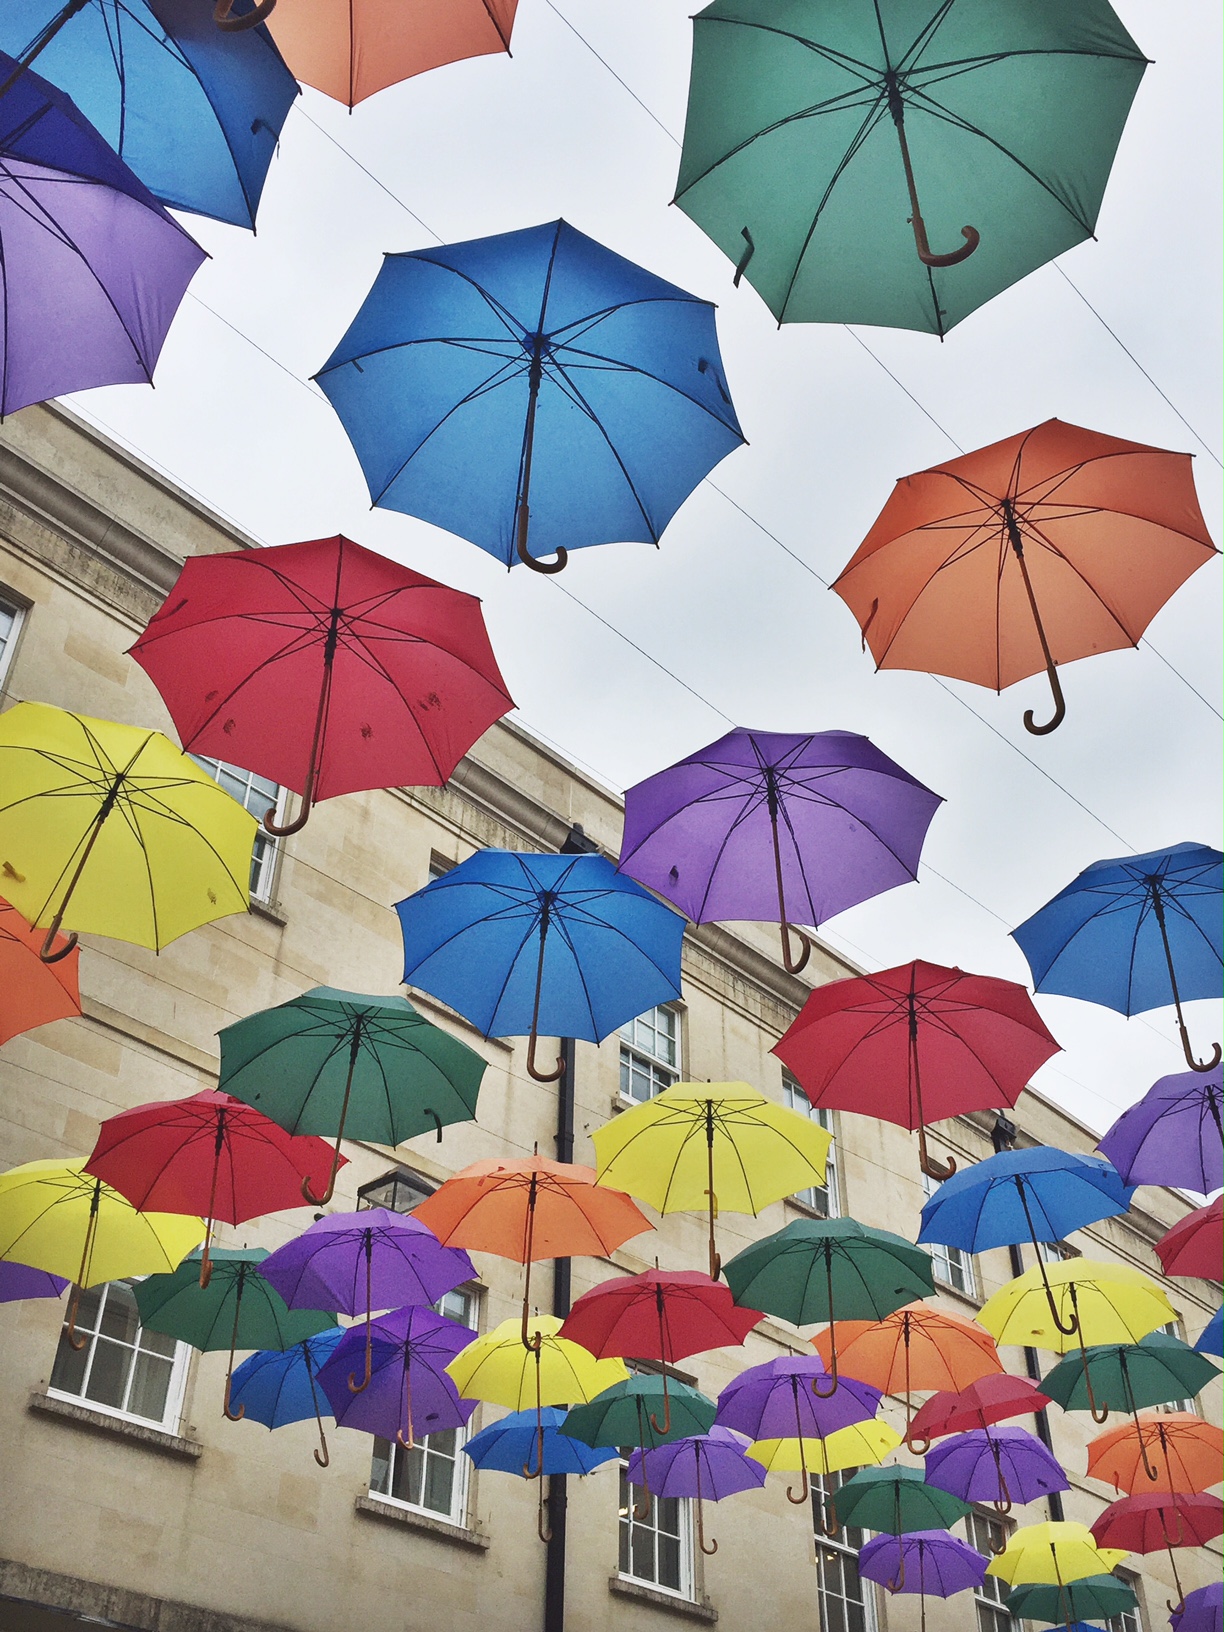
[774,960,1060,1179]
[1092,1492,1224,1617]
[907,1375,1053,1452]
[1156,1199,1222,1281]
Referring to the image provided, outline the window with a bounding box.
[966,1512,1016,1632]
[48,1280,189,1430]
[922,1169,977,1297]
[428,851,457,881]
[1157,1323,1195,1414]
[782,1072,839,1217]
[618,1460,694,1599]
[190,756,282,902]
[1105,1579,1142,1632]
[1036,1239,1080,1264]
[619,1006,680,1103]
[0,595,24,689]
[812,1470,877,1631]
[357,1167,435,1215]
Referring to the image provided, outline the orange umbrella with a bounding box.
[1087,1411,1224,1494]
[832,420,1218,736]
[412,1153,652,1348]
[265,0,518,108]
[0,897,80,1045]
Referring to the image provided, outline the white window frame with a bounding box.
[0,593,25,692]
[922,1168,978,1297]
[47,1278,191,1433]
[1036,1239,1080,1265]
[190,755,285,904]
[1105,1576,1143,1632]
[966,1511,1017,1632]
[618,1457,695,1602]
[782,1072,839,1216]
[811,1470,878,1631]
[618,1005,681,1104]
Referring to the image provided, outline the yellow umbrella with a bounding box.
[0,702,257,961]
[0,1158,204,1345]
[986,1520,1128,1586]
[591,1081,833,1278]
[747,1419,901,1476]
[446,1314,629,1411]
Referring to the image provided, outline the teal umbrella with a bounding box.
[563,1376,717,1522]
[1005,1573,1138,1624]
[1042,1333,1219,1418]
[674,0,1148,335]
[832,1465,971,1552]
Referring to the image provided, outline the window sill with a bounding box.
[248,896,287,927]
[355,1493,489,1551]
[784,1197,834,1223]
[930,1278,984,1312]
[30,1390,202,1459]
[609,1577,717,1623]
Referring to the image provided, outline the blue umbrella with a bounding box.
[1,0,298,229]
[1012,842,1222,1073]
[229,1326,345,1467]
[464,1407,619,1477]
[316,218,745,573]
[395,850,685,1082]
[1195,1308,1223,1358]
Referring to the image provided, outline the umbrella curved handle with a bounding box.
[39,925,78,964]
[198,1245,214,1290]
[214,0,276,29]
[222,1372,246,1422]
[537,1490,553,1543]
[918,1126,957,1182]
[264,801,310,837]
[313,1431,330,1469]
[515,500,568,575]
[913,219,980,268]
[64,1285,89,1351]
[905,1431,931,1456]
[1184,1036,1222,1074]
[347,1344,373,1395]
[526,1029,565,1083]
[696,1495,718,1556]
[786,1463,811,1506]
[780,921,812,975]
[396,1424,417,1450]
[1023,657,1067,737]
[988,1528,1009,1557]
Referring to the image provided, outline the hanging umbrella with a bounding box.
[562,1376,717,1521]
[1012,842,1223,1073]
[0,703,255,962]
[396,849,685,1081]
[908,1375,1054,1451]
[590,1080,832,1280]
[0,898,80,1043]
[1171,1581,1223,1632]
[619,728,941,974]
[0,1260,67,1302]
[218,987,488,1205]
[85,1090,339,1286]
[832,420,1218,734]
[0,59,205,416]
[135,1248,336,1419]
[1196,1309,1223,1358]
[627,1426,765,1556]
[1156,1199,1222,1281]
[774,959,1060,1178]
[464,1406,619,1477]
[316,1303,475,1445]
[316,219,744,573]
[1042,1334,1219,1439]
[1096,1064,1223,1195]
[0,0,298,228]
[831,1465,971,1557]
[1004,1574,1138,1627]
[1092,1492,1224,1620]
[674,0,1146,335]
[1086,1412,1224,1495]
[859,1530,988,1632]
[746,1420,902,1513]
[229,1327,345,1467]
[986,1520,1127,1587]
[925,1426,1068,1516]
[130,536,514,835]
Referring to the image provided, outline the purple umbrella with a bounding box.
[859,1530,987,1631]
[626,1426,765,1555]
[924,1426,1068,1514]
[0,1260,68,1302]
[619,729,941,972]
[0,54,204,416]
[1097,1066,1223,1196]
[259,1209,475,1391]
[1172,1580,1223,1632]
[316,1304,475,1445]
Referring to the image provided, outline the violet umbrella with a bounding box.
[258,1210,475,1394]
[858,1530,988,1632]
[626,1426,765,1556]
[618,728,941,973]
[925,1426,1069,1518]
[0,1260,67,1302]
[1097,1065,1223,1196]
[1172,1580,1223,1632]
[316,1304,475,1446]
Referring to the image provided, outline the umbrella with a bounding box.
[986,1520,1127,1587]
[674,0,1146,335]
[0,58,204,416]
[0,703,255,962]
[832,1465,971,1548]
[265,0,517,108]
[130,536,513,834]
[589,1079,832,1279]
[229,1327,345,1467]
[1004,1574,1138,1627]
[619,728,941,974]
[1092,1493,1224,1619]
[1096,1064,1223,1195]
[316,219,744,573]
[908,1374,1054,1450]
[1196,1309,1223,1358]
[0,1260,67,1302]
[627,1426,764,1555]
[0,897,80,1043]
[85,1090,339,1285]
[135,1248,336,1419]
[446,1315,628,1413]
[925,1426,1068,1516]
[859,1530,988,1632]
[832,420,1218,734]
[1172,1581,1223,1632]
[1042,1335,1219,1435]
[746,1420,902,1499]
[316,1303,475,1446]
[774,959,1060,1179]
[1156,1200,1222,1281]
[723,1216,934,1393]
[0,1158,203,1345]
[396,849,685,1082]
[0,0,298,228]
[1086,1413,1224,1495]
[218,986,488,1205]
[463,1406,619,1478]
[1012,842,1223,1073]
[562,1376,716,1468]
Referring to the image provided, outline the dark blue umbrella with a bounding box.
[228,1326,345,1467]
[316,218,745,573]
[395,850,684,1082]
[1,0,297,228]
[1012,842,1223,1073]
[1196,1308,1223,1359]
[464,1406,618,1477]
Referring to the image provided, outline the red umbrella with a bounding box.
[1155,1198,1222,1280]
[773,960,1061,1180]
[907,1374,1054,1452]
[129,535,513,835]
[86,1091,341,1286]
[1091,1492,1224,1617]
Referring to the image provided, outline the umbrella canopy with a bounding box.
[746,1418,902,1479]
[978,1258,1176,1355]
[986,1520,1127,1586]
[1156,1199,1222,1281]
[396,850,685,1082]
[1012,842,1223,1073]
[0,703,255,960]
[130,536,513,833]
[0,897,80,1043]
[316,219,744,573]
[1042,1334,1219,1421]
[775,959,1060,1179]
[218,986,488,1205]
[908,1375,1053,1447]
[316,1303,475,1445]
[562,1375,717,1453]
[1171,1581,1223,1632]
[627,1426,764,1556]
[446,1315,628,1412]
[1196,1309,1223,1358]
[858,1528,988,1597]
[918,1148,1133,1254]
[0,58,204,415]
[1,0,298,228]
[0,1260,67,1302]
[832,1465,971,1535]
[619,728,941,974]
[925,1426,1068,1512]
[1092,1491,1224,1552]
[1096,1064,1223,1195]
[229,1327,345,1467]
[1004,1574,1138,1624]
[1087,1413,1224,1495]
[716,1354,882,1442]
[463,1406,618,1478]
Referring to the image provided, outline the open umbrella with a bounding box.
[619,728,941,974]
[775,959,1060,1178]
[859,1530,988,1632]
[562,1375,717,1520]
[925,1426,1068,1517]
[987,1520,1127,1587]
[218,987,488,1204]
[1156,1200,1222,1281]
[229,1327,345,1467]
[1087,1413,1224,1496]
[907,1374,1053,1450]
[0,898,80,1043]
[1004,1574,1138,1627]
[1171,1581,1223,1632]
[1012,842,1222,1073]
[1096,1064,1223,1195]
[627,1426,764,1556]
[316,1303,475,1445]
[464,1406,618,1478]
[0,1261,68,1302]
[746,1419,902,1517]
[1042,1334,1219,1441]
[1092,1492,1224,1619]
[1196,1309,1223,1359]
[396,849,685,1082]
[317,219,744,573]
[832,1465,971,1558]
[130,536,513,834]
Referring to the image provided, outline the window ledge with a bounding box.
[930,1278,984,1312]
[784,1197,834,1222]
[30,1390,202,1459]
[609,1577,717,1623]
[355,1493,489,1551]
[248,897,287,927]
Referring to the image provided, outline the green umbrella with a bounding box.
[563,1376,717,1521]
[218,987,487,1205]
[1005,1573,1138,1625]
[721,1216,933,1394]
[135,1249,336,1420]
[1043,1333,1219,1417]
[674,0,1148,335]
[832,1465,971,1563]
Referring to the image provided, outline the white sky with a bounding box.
[60,0,1222,1141]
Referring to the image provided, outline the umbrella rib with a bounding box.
[552,340,743,436]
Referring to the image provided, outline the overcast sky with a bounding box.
[60,0,1222,1141]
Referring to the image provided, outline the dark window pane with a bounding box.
[84,1337,133,1410]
